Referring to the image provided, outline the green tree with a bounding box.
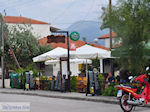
[0,16,51,69]
[101,0,150,74]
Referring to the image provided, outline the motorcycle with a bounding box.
[116,67,150,112]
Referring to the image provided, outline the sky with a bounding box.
[0,0,117,29]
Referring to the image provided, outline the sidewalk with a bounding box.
[0,88,150,107]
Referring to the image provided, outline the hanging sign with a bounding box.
[70,31,80,41]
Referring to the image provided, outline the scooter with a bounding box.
[116,67,150,112]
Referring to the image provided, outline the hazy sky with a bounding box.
[0,0,117,29]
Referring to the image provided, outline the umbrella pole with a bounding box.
[86,59,88,96]
[86,59,88,77]
[100,59,103,73]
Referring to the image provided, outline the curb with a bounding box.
[0,91,119,105]
[0,91,150,108]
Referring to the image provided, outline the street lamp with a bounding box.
[49,30,71,92]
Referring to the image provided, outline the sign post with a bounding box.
[48,31,71,92]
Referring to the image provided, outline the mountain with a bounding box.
[66,20,109,46]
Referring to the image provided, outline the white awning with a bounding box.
[45,59,92,65]
[33,45,111,62]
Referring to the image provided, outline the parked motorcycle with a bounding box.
[116,67,150,112]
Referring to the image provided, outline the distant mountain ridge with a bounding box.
[65,20,109,46]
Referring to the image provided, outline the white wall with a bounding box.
[103,59,111,73]
[104,38,118,48]
[0,79,11,88]
[6,23,51,39]
[53,63,60,77]
[105,39,110,48]
[51,63,80,77]
[70,63,80,76]
[31,24,51,39]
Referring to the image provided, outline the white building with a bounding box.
[3,16,58,39]
[98,32,121,48]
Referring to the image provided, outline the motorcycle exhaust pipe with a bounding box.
[127,100,143,105]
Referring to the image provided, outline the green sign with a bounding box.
[70,31,80,41]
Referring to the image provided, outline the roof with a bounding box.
[38,37,110,51]
[98,32,117,39]
[3,16,49,25]
[50,26,60,32]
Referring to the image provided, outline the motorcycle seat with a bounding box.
[122,84,137,89]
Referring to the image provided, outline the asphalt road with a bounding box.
[0,93,149,112]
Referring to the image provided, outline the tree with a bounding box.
[0,17,51,69]
[101,0,150,74]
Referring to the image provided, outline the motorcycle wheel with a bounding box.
[119,94,133,112]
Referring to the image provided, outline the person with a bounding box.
[120,68,129,83]
[114,69,120,83]
[105,72,115,88]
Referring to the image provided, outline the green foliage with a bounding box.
[91,58,100,69]
[71,76,77,91]
[15,68,24,74]
[32,69,38,78]
[45,81,51,91]
[0,19,52,69]
[40,75,48,80]
[101,0,150,74]
[25,63,38,78]
[102,84,117,96]
[80,58,100,73]
[98,74,105,90]
[38,45,52,55]
[6,24,51,68]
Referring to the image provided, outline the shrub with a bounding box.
[102,84,117,96]
[98,74,105,90]
[71,76,77,91]
[45,81,51,90]
[19,73,25,89]
[40,75,48,80]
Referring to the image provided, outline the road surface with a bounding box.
[0,93,149,112]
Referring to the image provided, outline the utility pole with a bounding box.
[1,14,5,88]
[109,0,112,50]
[66,31,71,92]
[109,0,113,76]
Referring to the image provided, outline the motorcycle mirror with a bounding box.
[128,76,133,80]
[146,67,149,71]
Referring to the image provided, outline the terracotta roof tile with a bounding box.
[3,16,49,25]
[98,32,117,39]
[38,37,110,50]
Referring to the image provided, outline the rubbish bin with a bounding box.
[10,73,19,88]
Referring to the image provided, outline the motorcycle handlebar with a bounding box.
[130,76,137,83]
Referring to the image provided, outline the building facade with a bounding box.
[98,32,121,48]
[3,16,53,39]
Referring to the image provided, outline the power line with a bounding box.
[82,0,96,20]
[51,0,76,24]
[0,0,40,10]
[0,0,26,8]
[15,0,43,10]
[51,0,108,28]
[68,0,96,30]
[0,0,20,7]
[52,0,106,29]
